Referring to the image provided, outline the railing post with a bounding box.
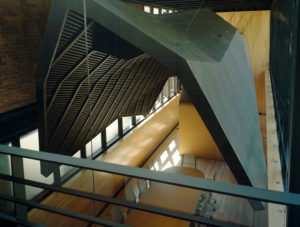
[11,137,27,221]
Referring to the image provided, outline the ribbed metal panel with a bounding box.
[39,9,172,156]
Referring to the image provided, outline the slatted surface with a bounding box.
[125,0,273,11]
[40,9,173,156]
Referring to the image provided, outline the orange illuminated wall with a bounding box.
[179,99,224,160]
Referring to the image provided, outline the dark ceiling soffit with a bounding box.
[123,0,273,11]
[70,0,267,210]
[0,103,37,143]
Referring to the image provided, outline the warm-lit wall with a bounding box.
[179,101,224,160]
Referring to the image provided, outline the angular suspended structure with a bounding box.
[37,0,267,209]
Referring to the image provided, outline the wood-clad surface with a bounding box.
[179,101,223,160]
[125,167,204,227]
[196,158,267,226]
[28,96,180,227]
[265,70,286,227]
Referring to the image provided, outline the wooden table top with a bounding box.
[125,166,204,226]
[164,166,205,178]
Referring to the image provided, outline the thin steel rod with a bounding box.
[0,173,241,227]
[0,212,45,227]
[0,145,300,207]
[0,194,128,227]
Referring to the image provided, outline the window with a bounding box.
[153,8,159,15]
[162,82,168,103]
[123,116,132,131]
[144,5,151,13]
[86,141,92,158]
[20,130,54,200]
[155,93,162,109]
[0,142,14,214]
[20,129,39,151]
[60,150,81,177]
[106,119,119,142]
[136,115,145,123]
[91,133,102,154]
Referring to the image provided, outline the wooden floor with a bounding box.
[28,94,268,227]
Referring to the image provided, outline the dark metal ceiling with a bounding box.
[37,7,172,159]
[125,0,273,11]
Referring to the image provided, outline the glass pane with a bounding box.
[86,141,92,158]
[20,130,54,200]
[20,129,39,151]
[161,9,167,14]
[155,94,162,109]
[162,82,168,103]
[153,7,159,14]
[144,5,151,13]
[0,152,14,215]
[106,119,119,142]
[136,115,145,123]
[23,159,54,200]
[0,153,12,175]
[60,150,81,177]
[123,116,132,131]
[92,133,102,154]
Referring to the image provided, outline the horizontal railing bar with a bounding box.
[0,212,46,227]
[0,194,128,227]
[0,173,242,227]
[1,145,300,206]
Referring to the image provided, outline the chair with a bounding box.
[109,205,124,223]
[196,172,218,219]
[199,191,217,213]
[181,154,196,168]
[124,185,137,203]
[137,179,148,196]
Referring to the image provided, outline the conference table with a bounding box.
[125,166,205,227]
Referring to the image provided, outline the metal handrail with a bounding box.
[0,173,240,227]
[0,145,300,207]
[0,194,128,227]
